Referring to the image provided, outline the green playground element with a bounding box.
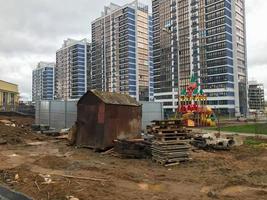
[193,88,198,95]
[181,89,187,96]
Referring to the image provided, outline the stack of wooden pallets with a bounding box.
[148,119,191,166]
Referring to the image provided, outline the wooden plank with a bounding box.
[155,137,190,143]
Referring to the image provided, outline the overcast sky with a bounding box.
[0,0,266,100]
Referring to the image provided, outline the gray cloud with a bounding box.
[246,0,267,66]
[245,0,267,97]
[0,0,151,100]
[0,0,266,100]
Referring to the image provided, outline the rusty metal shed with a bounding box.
[76,90,142,150]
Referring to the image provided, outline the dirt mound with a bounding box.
[0,124,27,144]
[33,155,71,170]
[0,124,44,145]
[0,114,39,145]
[0,115,34,128]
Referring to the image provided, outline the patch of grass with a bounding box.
[208,123,267,135]
[244,139,267,149]
[244,139,265,146]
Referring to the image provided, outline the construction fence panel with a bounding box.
[36,100,163,132]
[140,101,163,130]
[35,101,77,131]
[35,101,40,124]
[38,101,50,125]
[50,101,66,130]
[66,101,78,128]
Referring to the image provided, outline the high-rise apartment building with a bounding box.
[32,62,55,103]
[152,0,248,117]
[55,39,91,100]
[90,1,154,101]
[248,81,265,112]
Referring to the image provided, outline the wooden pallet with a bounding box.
[154,136,190,142]
[150,126,185,131]
[151,146,190,152]
[154,134,189,139]
[152,140,190,146]
[155,129,188,134]
[151,119,183,126]
[147,119,193,166]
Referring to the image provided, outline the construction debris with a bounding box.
[152,141,191,166]
[114,139,151,159]
[41,129,60,137]
[31,124,61,136]
[31,124,50,132]
[148,119,191,166]
[66,196,79,200]
[0,119,16,127]
[191,133,235,150]
[60,128,70,134]
[38,174,54,184]
[57,174,108,182]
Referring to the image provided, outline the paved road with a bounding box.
[0,185,31,200]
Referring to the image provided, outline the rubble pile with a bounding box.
[191,133,235,150]
[0,119,45,145]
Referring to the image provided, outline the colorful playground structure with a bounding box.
[178,76,217,127]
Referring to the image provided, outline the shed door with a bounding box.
[77,105,98,147]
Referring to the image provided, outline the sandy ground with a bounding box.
[0,115,267,200]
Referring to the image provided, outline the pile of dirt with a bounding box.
[0,114,47,145]
[33,155,71,170]
[0,124,26,144]
[0,115,34,128]
[0,124,44,145]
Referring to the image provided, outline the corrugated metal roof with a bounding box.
[90,90,140,106]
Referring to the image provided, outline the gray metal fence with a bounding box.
[35,100,78,131]
[35,100,163,131]
[140,101,163,130]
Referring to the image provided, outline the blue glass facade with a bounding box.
[152,0,247,116]
[127,7,137,97]
[91,2,153,101]
[42,67,54,100]
[118,7,136,96]
[32,62,55,102]
[71,44,87,99]
[55,39,89,100]
[204,0,235,108]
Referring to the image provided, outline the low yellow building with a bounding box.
[0,80,19,111]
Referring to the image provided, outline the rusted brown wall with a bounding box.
[103,104,142,149]
[76,92,104,148]
[76,91,142,150]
